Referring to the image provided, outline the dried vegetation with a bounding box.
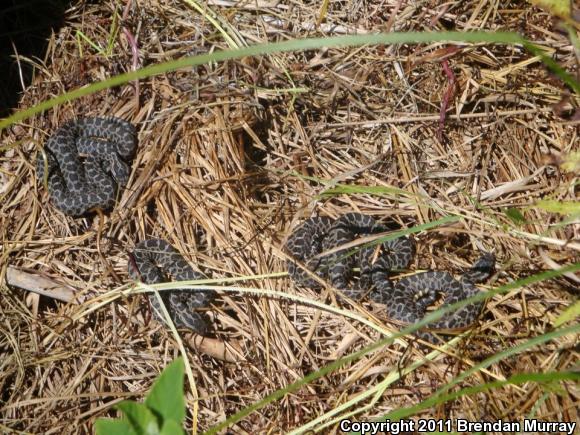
[0,0,578,433]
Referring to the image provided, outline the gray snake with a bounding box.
[128,239,214,335]
[37,119,494,342]
[37,117,137,216]
[285,213,495,342]
[38,119,216,335]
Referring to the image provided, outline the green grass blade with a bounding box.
[204,263,579,434]
[307,371,578,434]
[75,30,105,55]
[378,324,580,423]
[0,31,544,132]
[181,0,243,49]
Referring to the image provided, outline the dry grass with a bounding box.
[1,0,579,433]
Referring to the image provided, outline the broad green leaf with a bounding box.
[95,418,138,435]
[145,358,186,425]
[116,400,161,434]
[160,419,186,435]
[503,207,526,225]
[554,300,580,327]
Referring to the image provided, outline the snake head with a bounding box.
[464,252,496,283]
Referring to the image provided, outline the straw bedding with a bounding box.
[0,0,578,432]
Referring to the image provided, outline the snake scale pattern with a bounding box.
[37,117,137,216]
[285,213,495,342]
[37,118,495,343]
[128,239,214,335]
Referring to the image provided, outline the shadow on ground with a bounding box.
[0,0,71,116]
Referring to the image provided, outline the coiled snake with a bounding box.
[37,119,494,342]
[285,213,495,342]
[36,117,137,216]
[128,239,214,335]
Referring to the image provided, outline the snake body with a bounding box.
[286,213,495,341]
[128,239,214,335]
[371,252,495,341]
[37,117,137,216]
[286,213,415,298]
[37,118,494,342]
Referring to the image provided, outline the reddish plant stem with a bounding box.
[437,58,456,143]
[122,0,140,107]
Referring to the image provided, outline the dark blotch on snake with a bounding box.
[285,213,495,343]
[36,117,137,216]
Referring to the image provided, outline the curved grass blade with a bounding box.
[204,263,579,434]
[0,31,549,132]
[308,371,578,434]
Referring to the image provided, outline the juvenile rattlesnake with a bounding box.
[285,213,495,342]
[128,239,214,335]
[37,117,136,216]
